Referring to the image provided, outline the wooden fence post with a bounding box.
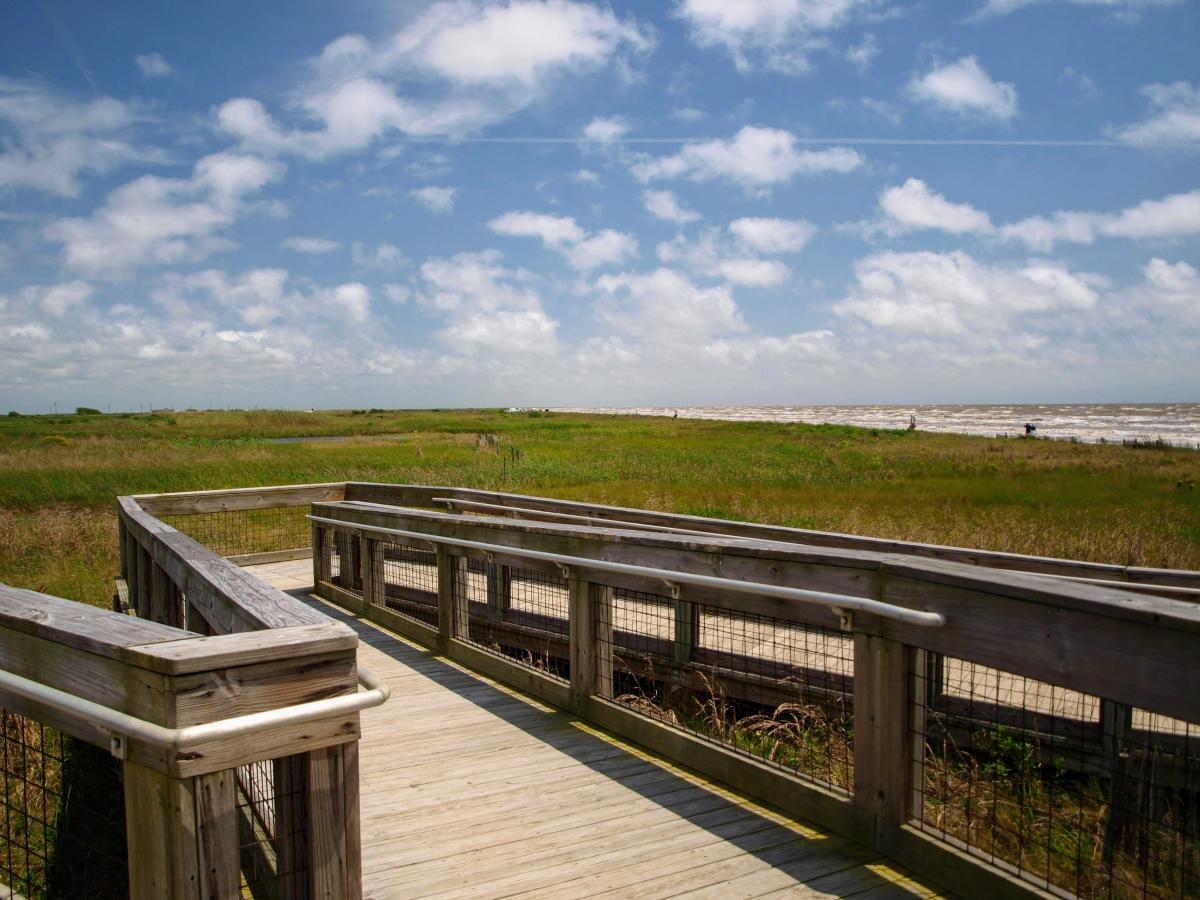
[594,584,614,700]
[124,761,239,900]
[853,633,910,851]
[306,743,362,899]
[486,562,511,621]
[360,537,380,607]
[569,573,594,711]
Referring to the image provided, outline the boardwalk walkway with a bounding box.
[245,559,948,900]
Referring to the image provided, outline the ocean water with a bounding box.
[552,404,1200,447]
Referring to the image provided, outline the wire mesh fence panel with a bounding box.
[0,711,128,899]
[457,560,570,681]
[912,652,1200,899]
[596,586,855,793]
[237,756,308,900]
[162,505,312,559]
[374,540,439,628]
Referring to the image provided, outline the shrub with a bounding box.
[74,407,101,415]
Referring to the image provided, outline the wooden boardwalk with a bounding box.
[245,560,947,899]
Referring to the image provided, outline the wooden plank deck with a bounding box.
[244,559,949,899]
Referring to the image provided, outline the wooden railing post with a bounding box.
[486,562,511,621]
[437,547,470,648]
[594,584,614,700]
[853,633,911,851]
[360,537,380,607]
[124,761,239,900]
[568,572,594,711]
[306,743,362,899]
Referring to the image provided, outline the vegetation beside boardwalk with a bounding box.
[1,407,1199,609]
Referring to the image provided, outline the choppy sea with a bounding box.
[551,404,1200,447]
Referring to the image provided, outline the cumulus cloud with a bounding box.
[0,77,162,196]
[643,189,701,224]
[582,116,629,142]
[410,185,457,213]
[488,210,636,271]
[676,0,877,74]
[18,281,94,318]
[45,152,283,278]
[657,229,792,286]
[281,236,341,254]
[217,1,652,158]
[351,242,407,269]
[860,178,994,237]
[418,250,559,356]
[834,250,1104,337]
[1125,258,1200,327]
[908,56,1018,121]
[1000,189,1200,250]
[631,126,863,188]
[1111,82,1200,146]
[135,53,174,78]
[728,217,816,253]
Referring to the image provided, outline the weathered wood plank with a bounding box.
[133,482,346,516]
[194,768,239,899]
[124,760,200,900]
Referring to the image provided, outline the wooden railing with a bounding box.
[80,481,1200,899]
[306,492,1200,900]
[0,484,376,899]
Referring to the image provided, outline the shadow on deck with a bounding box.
[257,563,945,900]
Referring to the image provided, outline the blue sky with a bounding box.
[1,0,1197,411]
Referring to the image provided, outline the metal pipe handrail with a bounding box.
[308,514,946,628]
[0,664,390,758]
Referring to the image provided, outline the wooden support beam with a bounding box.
[568,573,593,709]
[594,583,614,700]
[853,634,911,851]
[194,768,239,899]
[124,760,200,899]
[273,754,308,900]
[360,536,380,608]
[486,562,511,621]
[306,743,362,899]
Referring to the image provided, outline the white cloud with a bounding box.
[728,217,816,253]
[834,250,1103,337]
[908,56,1018,121]
[18,281,94,318]
[657,229,791,286]
[391,1,651,87]
[1111,82,1200,146]
[1126,258,1199,327]
[418,250,559,356]
[596,268,747,341]
[846,34,879,72]
[328,282,371,324]
[218,1,652,158]
[974,0,1180,18]
[281,236,341,254]
[410,185,457,213]
[383,284,412,304]
[643,189,701,224]
[676,0,875,74]
[45,152,283,278]
[582,116,629,142]
[351,242,407,269]
[488,210,636,271]
[572,168,602,186]
[565,230,639,271]
[489,211,586,245]
[631,126,863,188]
[0,77,161,196]
[1001,189,1200,250]
[135,53,174,78]
[868,178,994,236]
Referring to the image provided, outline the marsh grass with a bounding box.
[920,728,1200,899]
[0,409,1197,609]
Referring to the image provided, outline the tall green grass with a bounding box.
[1,409,1198,608]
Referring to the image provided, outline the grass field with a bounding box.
[1,407,1199,609]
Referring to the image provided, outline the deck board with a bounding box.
[243,560,946,899]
